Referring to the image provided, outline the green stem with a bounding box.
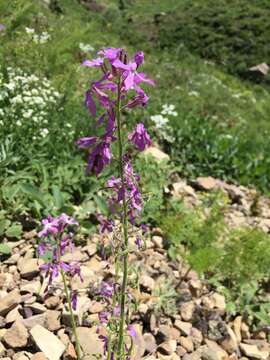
[116,81,129,359]
[60,269,82,360]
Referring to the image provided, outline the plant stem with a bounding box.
[116,80,129,359]
[60,269,82,360]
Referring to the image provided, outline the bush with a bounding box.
[162,196,270,327]
[157,0,270,80]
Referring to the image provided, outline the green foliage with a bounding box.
[152,280,178,316]
[134,155,172,224]
[151,0,270,81]
[162,192,226,274]
[162,196,270,327]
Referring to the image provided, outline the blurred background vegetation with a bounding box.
[0,0,270,328]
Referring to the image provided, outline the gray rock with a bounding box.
[30,325,65,360]
[3,320,28,348]
[77,327,103,360]
[240,343,269,360]
[0,290,21,316]
[19,259,40,280]
[143,333,157,354]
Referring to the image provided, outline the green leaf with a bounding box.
[94,195,108,214]
[6,223,23,238]
[0,219,11,236]
[0,243,11,254]
[21,183,47,208]
[52,185,64,210]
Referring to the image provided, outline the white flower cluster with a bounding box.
[79,43,95,53]
[25,27,51,44]
[0,67,61,140]
[161,104,178,117]
[150,104,177,143]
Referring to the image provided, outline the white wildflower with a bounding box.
[79,43,95,53]
[25,27,35,34]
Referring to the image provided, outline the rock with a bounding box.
[62,296,90,326]
[140,274,155,292]
[45,310,61,332]
[239,343,269,360]
[249,63,269,76]
[176,345,187,357]
[152,235,163,248]
[61,249,88,263]
[143,333,157,354]
[179,337,194,353]
[189,280,203,298]
[89,301,104,314]
[180,301,195,322]
[6,305,23,324]
[0,341,6,356]
[143,146,170,162]
[174,320,192,336]
[44,296,61,309]
[31,353,48,360]
[204,339,228,360]
[241,323,250,340]
[23,314,47,329]
[64,342,77,360]
[203,293,226,312]
[19,259,40,280]
[158,340,177,355]
[20,281,41,294]
[233,316,242,343]
[194,177,217,191]
[190,327,203,348]
[30,325,65,360]
[0,290,21,316]
[28,302,46,314]
[77,327,103,360]
[219,326,238,354]
[83,244,97,257]
[131,324,145,360]
[158,325,180,341]
[3,320,28,348]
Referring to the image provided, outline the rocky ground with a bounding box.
[0,175,270,360]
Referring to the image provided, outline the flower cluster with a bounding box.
[0,67,62,141]
[150,103,177,143]
[25,27,51,44]
[77,47,153,176]
[77,47,153,359]
[79,42,95,53]
[38,213,82,310]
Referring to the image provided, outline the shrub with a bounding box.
[157,0,270,80]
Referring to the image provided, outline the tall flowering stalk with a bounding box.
[38,214,82,360]
[77,47,154,359]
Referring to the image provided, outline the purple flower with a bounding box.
[38,215,59,238]
[99,311,110,324]
[0,24,5,31]
[134,51,144,66]
[113,306,120,317]
[128,123,152,151]
[85,90,97,116]
[76,136,97,149]
[98,47,122,62]
[100,281,114,298]
[127,325,137,338]
[98,215,114,233]
[38,214,78,238]
[71,291,78,310]
[87,141,112,175]
[69,262,83,282]
[82,58,104,67]
[135,235,142,248]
